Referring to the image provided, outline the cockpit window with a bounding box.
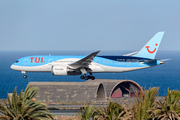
[16,61,19,63]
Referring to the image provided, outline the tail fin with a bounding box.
[133,32,165,59]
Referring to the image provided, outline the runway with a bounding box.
[49,109,78,116]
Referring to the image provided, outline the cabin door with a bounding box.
[23,58,28,65]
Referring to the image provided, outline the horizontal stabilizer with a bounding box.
[161,59,171,62]
[143,59,159,64]
[142,59,165,65]
[123,51,138,56]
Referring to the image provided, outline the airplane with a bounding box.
[11,32,165,80]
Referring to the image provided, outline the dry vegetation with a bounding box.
[1,87,180,120]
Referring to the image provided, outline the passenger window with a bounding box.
[126,59,131,66]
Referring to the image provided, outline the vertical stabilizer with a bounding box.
[134,32,165,59]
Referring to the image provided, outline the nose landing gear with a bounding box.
[23,75,27,78]
[21,71,27,79]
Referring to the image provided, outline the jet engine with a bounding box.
[51,65,67,75]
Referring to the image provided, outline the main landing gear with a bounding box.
[21,71,27,79]
[80,73,95,80]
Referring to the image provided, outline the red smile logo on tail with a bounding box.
[145,43,158,54]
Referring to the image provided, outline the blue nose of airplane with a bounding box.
[11,60,20,70]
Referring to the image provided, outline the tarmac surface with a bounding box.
[49,109,78,116]
[0,97,163,116]
[47,104,106,109]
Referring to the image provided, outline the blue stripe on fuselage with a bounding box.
[95,56,153,67]
[97,56,151,61]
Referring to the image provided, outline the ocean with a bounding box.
[0,50,179,99]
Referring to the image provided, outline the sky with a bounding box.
[0,0,180,51]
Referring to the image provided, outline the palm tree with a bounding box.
[77,104,95,120]
[130,87,159,120]
[117,105,132,120]
[0,115,10,120]
[0,86,55,120]
[94,101,124,120]
[150,88,180,120]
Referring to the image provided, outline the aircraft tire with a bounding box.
[23,75,27,79]
[91,76,95,80]
[85,76,89,80]
[80,75,85,79]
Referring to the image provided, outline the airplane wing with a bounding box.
[68,50,101,69]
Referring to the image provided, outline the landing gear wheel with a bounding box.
[80,73,95,80]
[91,76,95,80]
[85,76,89,80]
[23,75,27,79]
[80,75,85,79]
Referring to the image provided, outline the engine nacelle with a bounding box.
[51,65,67,75]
